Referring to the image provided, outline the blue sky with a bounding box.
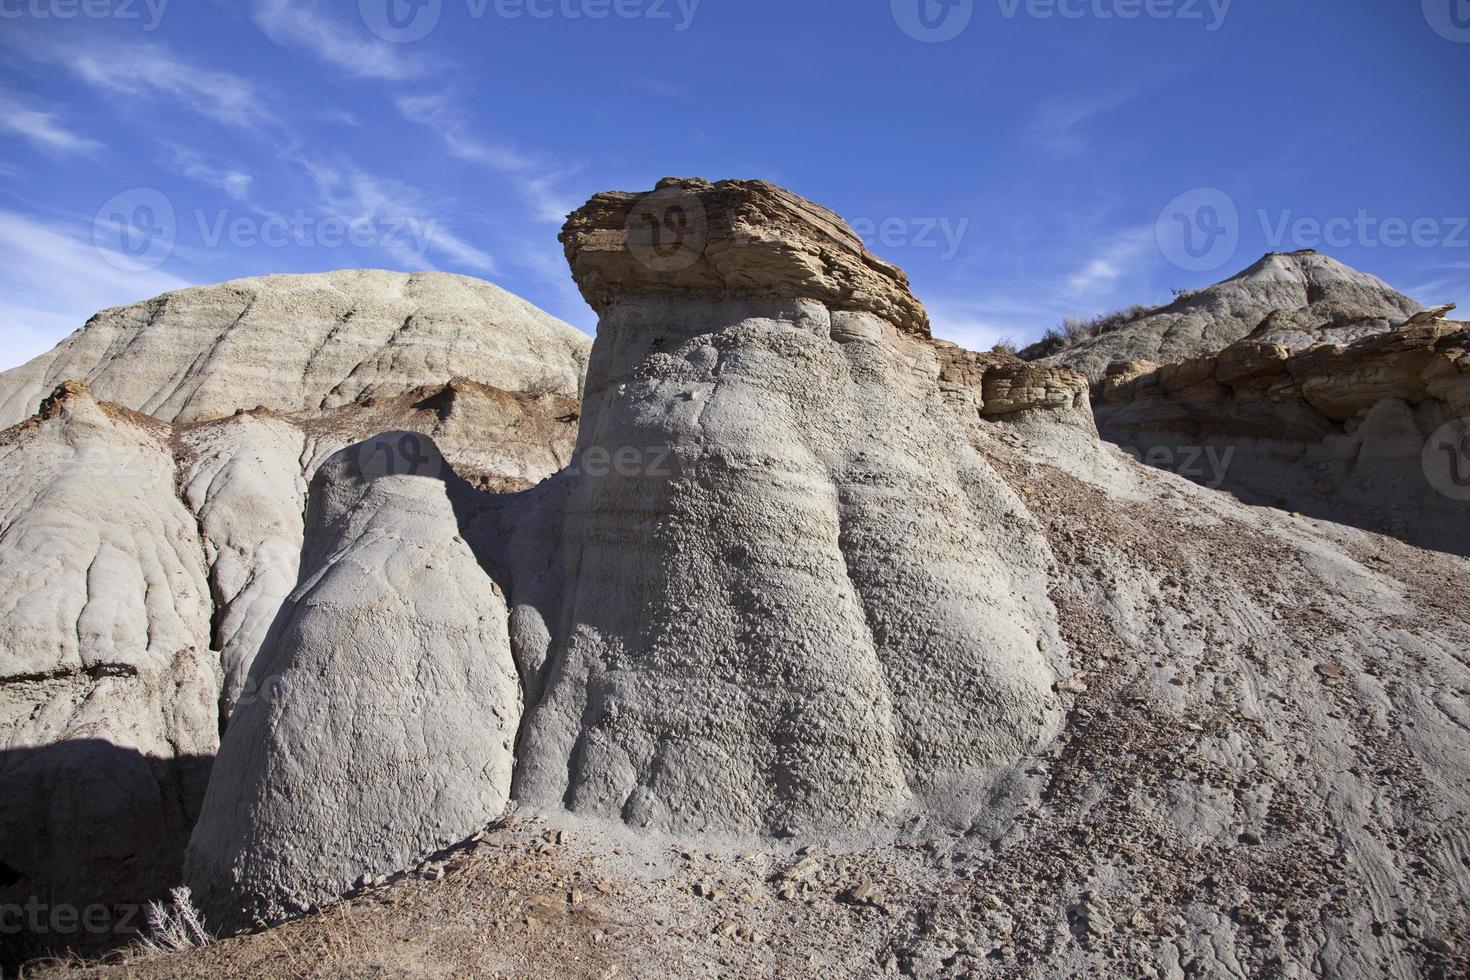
[0,0,1466,369]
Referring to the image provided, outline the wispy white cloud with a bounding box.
[1027,85,1151,159]
[164,146,254,201]
[290,153,498,274]
[1065,227,1153,295]
[320,107,362,127]
[41,39,270,131]
[395,92,579,224]
[0,90,102,156]
[1403,271,1470,310]
[395,93,535,171]
[251,0,429,81]
[924,225,1171,350]
[0,211,192,370]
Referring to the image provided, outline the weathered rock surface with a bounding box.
[1095,316,1470,555]
[185,436,521,931]
[477,181,1066,840]
[0,383,217,927]
[0,270,590,428]
[931,339,1092,425]
[562,177,931,337]
[0,274,588,960]
[1030,250,1421,379]
[179,415,307,717]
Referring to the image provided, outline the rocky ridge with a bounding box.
[1029,250,1422,380]
[0,269,589,429]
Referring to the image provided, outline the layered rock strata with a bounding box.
[1095,317,1470,555]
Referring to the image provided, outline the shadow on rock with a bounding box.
[0,740,213,970]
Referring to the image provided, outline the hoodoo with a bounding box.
[184,178,1086,924]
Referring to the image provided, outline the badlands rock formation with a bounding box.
[186,437,522,930]
[1095,315,1470,557]
[171,181,1468,979]
[1028,250,1421,380]
[563,178,931,336]
[4,182,1469,978]
[0,269,589,429]
[0,278,589,958]
[184,179,1089,925]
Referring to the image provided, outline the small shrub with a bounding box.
[1061,316,1096,345]
[991,337,1018,356]
[141,886,212,954]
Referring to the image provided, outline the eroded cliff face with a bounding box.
[1095,316,1470,555]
